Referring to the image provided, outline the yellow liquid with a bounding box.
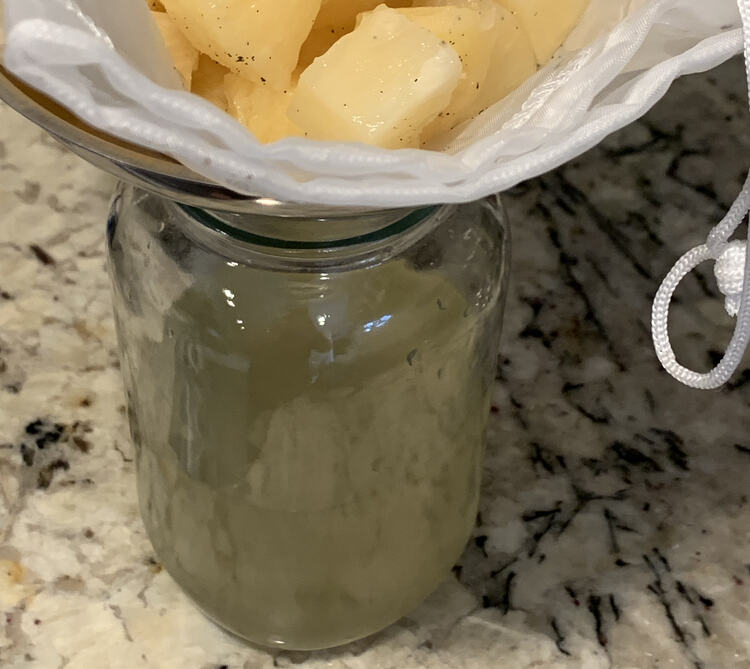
[127,258,495,649]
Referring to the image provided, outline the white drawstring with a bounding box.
[651,0,750,389]
[714,240,748,316]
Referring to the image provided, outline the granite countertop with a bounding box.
[2,57,750,669]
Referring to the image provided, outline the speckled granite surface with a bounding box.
[2,57,750,669]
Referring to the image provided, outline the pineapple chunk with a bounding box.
[192,56,230,111]
[398,6,496,142]
[411,0,497,24]
[160,0,322,90]
[496,0,590,65]
[225,75,302,144]
[298,0,411,70]
[472,4,536,112]
[411,0,498,29]
[151,11,199,88]
[417,0,536,116]
[290,5,462,148]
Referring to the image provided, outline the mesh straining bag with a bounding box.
[1,0,742,207]
[5,0,750,390]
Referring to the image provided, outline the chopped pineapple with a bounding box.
[160,0,322,90]
[467,4,536,116]
[225,75,302,144]
[398,5,496,142]
[298,0,380,71]
[290,5,461,148]
[412,0,496,23]
[151,11,199,88]
[411,0,498,29]
[413,0,537,118]
[496,0,590,65]
[154,0,586,146]
[192,56,230,111]
[298,0,411,70]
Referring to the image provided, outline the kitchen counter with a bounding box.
[2,57,750,669]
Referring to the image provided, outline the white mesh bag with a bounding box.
[1,0,743,207]
[3,0,750,389]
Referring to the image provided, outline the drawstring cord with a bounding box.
[651,0,750,389]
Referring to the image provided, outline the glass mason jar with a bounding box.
[106,184,510,651]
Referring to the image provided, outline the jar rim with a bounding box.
[176,203,443,251]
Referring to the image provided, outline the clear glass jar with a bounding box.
[107,184,510,650]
